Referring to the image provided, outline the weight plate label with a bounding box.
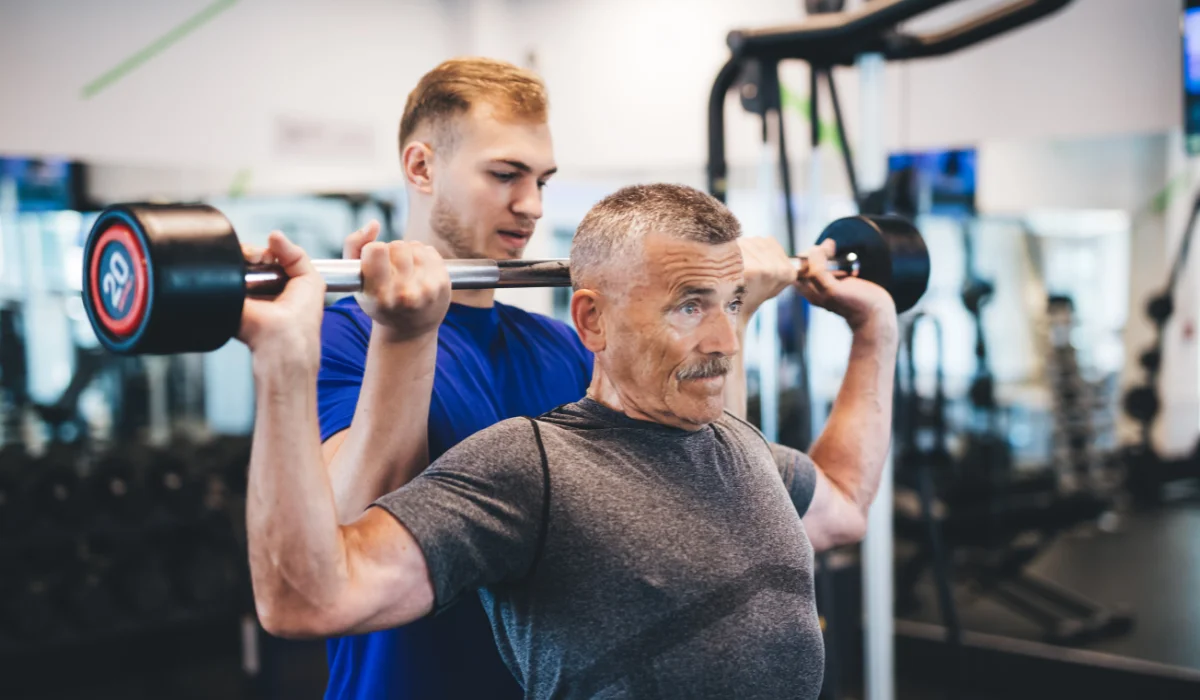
[88,224,148,338]
[98,242,136,321]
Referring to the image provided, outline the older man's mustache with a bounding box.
[677,356,732,381]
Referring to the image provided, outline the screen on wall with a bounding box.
[885,148,977,219]
[1184,1,1200,154]
[0,158,86,212]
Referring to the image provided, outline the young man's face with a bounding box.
[429,103,557,260]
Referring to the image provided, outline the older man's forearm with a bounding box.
[325,328,438,523]
[808,318,898,513]
[247,352,352,630]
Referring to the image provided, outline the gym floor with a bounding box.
[902,494,1200,671]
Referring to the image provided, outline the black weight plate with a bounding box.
[816,215,930,313]
[82,204,247,355]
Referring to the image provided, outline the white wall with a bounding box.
[479,0,1181,179]
[0,0,455,191]
[886,0,1181,150]
[4,0,1183,190]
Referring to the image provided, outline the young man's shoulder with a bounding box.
[322,296,372,335]
[495,301,575,334]
[496,302,591,362]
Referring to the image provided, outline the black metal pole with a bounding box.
[773,60,798,256]
[824,67,861,209]
[708,58,743,203]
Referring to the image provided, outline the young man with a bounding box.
[315,58,579,700]
[315,59,805,699]
[239,183,897,700]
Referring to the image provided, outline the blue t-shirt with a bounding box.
[316,296,593,700]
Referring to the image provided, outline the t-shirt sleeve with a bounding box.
[316,304,371,442]
[372,418,546,611]
[770,443,818,518]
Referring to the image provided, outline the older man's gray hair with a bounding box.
[570,183,742,294]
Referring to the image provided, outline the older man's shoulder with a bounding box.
[431,417,544,474]
[717,411,772,449]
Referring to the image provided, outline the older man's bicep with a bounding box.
[802,467,869,551]
[770,443,863,551]
[336,507,437,635]
[769,443,818,516]
[366,419,548,613]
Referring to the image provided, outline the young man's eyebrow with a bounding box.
[494,159,558,177]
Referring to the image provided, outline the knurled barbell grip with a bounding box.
[243,255,857,296]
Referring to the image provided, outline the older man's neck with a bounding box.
[586,366,625,413]
[586,369,705,431]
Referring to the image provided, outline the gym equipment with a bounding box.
[1123,190,1200,501]
[80,203,931,355]
[1044,296,1116,492]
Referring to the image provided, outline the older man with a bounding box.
[239,183,897,700]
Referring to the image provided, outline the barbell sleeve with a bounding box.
[243,255,859,295]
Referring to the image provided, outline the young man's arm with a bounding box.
[321,332,439,524]
[320,226,452,524]
[253,364,546,639]
[241,234,543,639]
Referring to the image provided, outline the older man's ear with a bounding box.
[571,289,607,353]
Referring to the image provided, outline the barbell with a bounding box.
[81,203,930,355]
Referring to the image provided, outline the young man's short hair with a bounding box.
[399,57,548,155]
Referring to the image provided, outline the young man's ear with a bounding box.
[571,290,605,353]
[402,142,435,195]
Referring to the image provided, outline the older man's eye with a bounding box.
[729,300,744,314]
[680,302,701,316]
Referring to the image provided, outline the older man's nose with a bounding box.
[698,313,739,357]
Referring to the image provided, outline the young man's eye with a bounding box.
[537,180,549,190]
[491,171,517,182]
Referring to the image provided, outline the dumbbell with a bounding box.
[82,203,931,355]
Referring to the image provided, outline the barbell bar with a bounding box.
[82,203,930,355]
[242,254,858,296]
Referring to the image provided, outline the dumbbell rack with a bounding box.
[0,436,252,671]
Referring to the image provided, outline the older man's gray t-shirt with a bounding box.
[374,398,823,700]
